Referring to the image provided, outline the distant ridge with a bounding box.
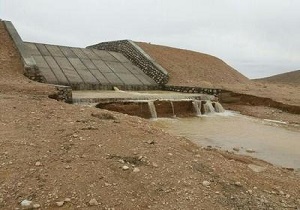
[136,42,249,88]
[256,70,300,85]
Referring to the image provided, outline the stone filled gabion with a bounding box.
[54,85,72,103]
[163,85,221,95]
[88,40,169,85]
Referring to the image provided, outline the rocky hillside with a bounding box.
[256,70,300,85]
[136,42,249,87]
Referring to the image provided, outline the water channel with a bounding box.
[153,112,300,169]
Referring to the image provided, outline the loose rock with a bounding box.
[33,203,41,209]
[35,161,42,166]
[21,199,32,207]
[64,198,71,202]
[234,181,242,187]
[233,147,240,152]
[248,164,266,173]
[89,198,98,206]
[122,165,129,170]
[56,201,64,207]
[246,149,255,153]
[133,167,140,173]
[202,181,211,187]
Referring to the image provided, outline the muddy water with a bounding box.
[153,112,300,169]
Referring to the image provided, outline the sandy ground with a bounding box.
[1,22,300,209]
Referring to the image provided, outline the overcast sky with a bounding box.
[1,0,300,79]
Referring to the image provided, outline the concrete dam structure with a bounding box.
[4,20,225,117]
[23,42,157,89]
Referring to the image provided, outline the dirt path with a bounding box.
[1,22,300,209]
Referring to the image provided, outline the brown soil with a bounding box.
[136,42,250,87]
[255,70,300,85]
[1,22,300,209]
[137,42,300,124]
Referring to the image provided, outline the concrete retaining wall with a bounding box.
[88,40,169,85]
[3,21,45,82]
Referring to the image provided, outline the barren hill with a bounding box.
[136,42,249,87]
[256,70,300,85]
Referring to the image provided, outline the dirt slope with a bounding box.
[255,70,300,85]
[137,42,300,120]
[136,42,249,87]
[1,22,300,209]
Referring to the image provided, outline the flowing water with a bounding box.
[192,100,202,116]
[153,112,300,169]
[148,101,157,118]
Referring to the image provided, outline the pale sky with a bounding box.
[1,0,300,79]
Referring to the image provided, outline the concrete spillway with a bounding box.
[96,99,225,119]
[72,90,224,118]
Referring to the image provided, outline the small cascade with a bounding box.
[202,100,215,114]
[192,100,202,116]
[213,102,225,113]
[170,101,176,117]
[148,101,157,118]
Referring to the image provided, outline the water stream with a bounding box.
[148,101,157,118]
[153,112,300,169]
[192,100,202,116]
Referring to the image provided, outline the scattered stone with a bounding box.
[89,198,98,206]
[234,181,242,187]
[104,182,111,187]
[248,164,267,173]
[122,165,129,170]
[64,198,71,202]
[72,134,78,138]
[152,163,158,168]
[246,149,255,153]
[56,201,64,207]
[202,181,211,187]
[247,190,253,195]
[118,159,125,164]
[33,204,41,209]
[65,165,71,169]
[147,140,155,144]
[233,147,240,152]
[35,161,42,166]
[21,200,32,207]
[91,112,116,120]
[133,167,140,173]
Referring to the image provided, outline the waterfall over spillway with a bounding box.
[213,102,225,113]
[97,98,226,119]
[192,100,202,116]
[148,101,157,118]
[170,101,176,117]
[203,100,215,114]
